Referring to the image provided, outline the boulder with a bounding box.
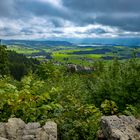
[0,137,8,140]
[43,121,57,140]
[22,135,35,140]
[6,118,25,140]
[23,123,42,140]
[0,123,6,138]
[0,118,57,140]
[101,115,140,140]
[36,129,49,140]
[25,123,40,130]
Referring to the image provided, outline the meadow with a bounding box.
[7,45,40,54]
[7,44,140,66]
[1,44,140,139]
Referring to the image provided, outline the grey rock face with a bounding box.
[101,115,140,140]
[43,121,57,140]
[6,118,25,140]
[23,128,41,135]
[36,129,49,140]
[0,118,57,140]
[22,135,35,140]
[0,123,6,138]
[0,137,8,140]
[23,123,42,140]
[25,123,41,130]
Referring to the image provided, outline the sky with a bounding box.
[0,0,140,41]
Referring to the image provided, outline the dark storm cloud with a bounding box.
[0,0,15,17]
[66,0,140,31]
[63,0,140,13]
[62,0,140,32]
[95,13,140,32]
[87,28,107,34]
[52,30,64,34]
[0,0,70,22]
[0,27,19,36]
[0,0,140,39]
[20,28,34,35]
[16,0,68,18]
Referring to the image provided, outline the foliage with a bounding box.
[1,46,140,139]
[8,50,39,80]
[88,58,140,112]
[123,104,139,116]
[0,47,39,80]
[0,75,61,122]
[101,100,118,115]
[0,73,101,139]
[36,62,64,81]
[0,45,9,75]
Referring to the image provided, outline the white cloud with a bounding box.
[0,0,140,40]
[0,16,140,40]
[38,0,63,8]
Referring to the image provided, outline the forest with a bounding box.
[0,44,140,140]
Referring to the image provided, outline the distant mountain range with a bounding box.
[2,40,74,48]
[78,38,140,46]
[1,38,140,47]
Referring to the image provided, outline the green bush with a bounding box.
[1,55,140,139]
[101,100,118,115]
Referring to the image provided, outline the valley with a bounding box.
[4,40,140,66]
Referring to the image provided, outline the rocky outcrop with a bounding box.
[67,64,93,73]
[100,115,140,140]
[0,118,57,140]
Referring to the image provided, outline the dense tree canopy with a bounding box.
[0,45,39,80]
[0,45,9,75]
[0,45,140,139]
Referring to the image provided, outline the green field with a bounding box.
[7,46,40,54]
[7,44,140,66]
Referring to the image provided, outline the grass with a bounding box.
[8,45,139,66]
[114,46,125,49]
[83,54,103,59]
[52,53,71,58]
[7,45,40,54]
[51,48,98,65]
[52,52,100,66]
[43,49,51,52]
[53,48,94,54]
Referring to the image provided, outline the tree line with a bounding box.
[0,45,140,139]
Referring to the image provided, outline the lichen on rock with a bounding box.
[0,118,57,140]
[100,115,140,140]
